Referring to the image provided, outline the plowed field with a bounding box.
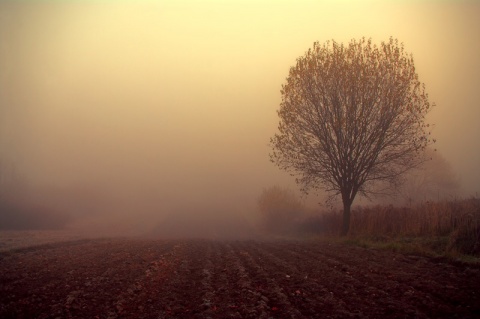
[1,238,479,318]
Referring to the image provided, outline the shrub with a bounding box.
[257,186,305,235]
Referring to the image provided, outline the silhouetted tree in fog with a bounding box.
[270,38,434,235]
[400,148,460,204]
[257,186,304,234]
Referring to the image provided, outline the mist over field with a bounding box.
[0,1,479,236]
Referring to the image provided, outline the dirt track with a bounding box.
[1,238,479,318]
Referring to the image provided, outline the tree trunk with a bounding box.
[341,201,351,236]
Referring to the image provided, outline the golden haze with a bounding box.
[0,1,478,234]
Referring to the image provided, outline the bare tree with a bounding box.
[270,38,433,235]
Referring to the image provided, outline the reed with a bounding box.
[303,198,480,256]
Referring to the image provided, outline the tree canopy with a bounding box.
[270,38,433,235]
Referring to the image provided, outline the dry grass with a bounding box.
[303,198,480,257]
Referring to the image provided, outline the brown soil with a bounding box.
[1,238,479,318]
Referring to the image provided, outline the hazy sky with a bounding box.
[1,1,479,232]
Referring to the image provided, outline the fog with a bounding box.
[1,1,479,235]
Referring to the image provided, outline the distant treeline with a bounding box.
[0,198,69,230]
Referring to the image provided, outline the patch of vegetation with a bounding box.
[296,198,480,262]
[340,236,480,264]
